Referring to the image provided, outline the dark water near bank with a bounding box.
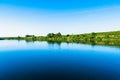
[0,40,120,80]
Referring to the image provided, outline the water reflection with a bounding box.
[0,40,120,80]
[0,40,120,53]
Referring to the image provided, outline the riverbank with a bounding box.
[1,31,120,47]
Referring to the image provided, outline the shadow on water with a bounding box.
[46,41,62,50]
[47,41,62,46]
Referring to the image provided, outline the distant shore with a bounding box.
[0,31,120,47]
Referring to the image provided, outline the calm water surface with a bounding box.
[0,40,120,80]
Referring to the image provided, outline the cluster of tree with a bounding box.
[1,31,120,46]
[47,32,62,38]
[25,35,35,37]
[44,31,120,46]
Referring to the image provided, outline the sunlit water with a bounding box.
[0,40,120,80]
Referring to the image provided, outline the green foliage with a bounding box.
[47,33,55,38]
[25,35,35,37]
[47,32,62,38]
[1,31,120,47]
[55,32,62,37]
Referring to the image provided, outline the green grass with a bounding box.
[1,31,120,47]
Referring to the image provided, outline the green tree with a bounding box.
[91,32,96,39]
[25,35,34,37]
[47,33,55,38]
[55,32,62,37]
[67,34,70,37]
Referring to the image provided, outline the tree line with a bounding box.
[1,31,120,46]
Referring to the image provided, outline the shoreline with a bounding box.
[0,31,120,47]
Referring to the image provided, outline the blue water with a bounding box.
[0,40,120,80]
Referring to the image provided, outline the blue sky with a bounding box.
[0,0,120,36]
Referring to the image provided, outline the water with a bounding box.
[0,40,120,80]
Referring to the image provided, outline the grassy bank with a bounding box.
[1,31,120,47]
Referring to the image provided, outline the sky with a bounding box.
[0,0,120,37]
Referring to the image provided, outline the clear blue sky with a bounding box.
[0,0,120,36]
